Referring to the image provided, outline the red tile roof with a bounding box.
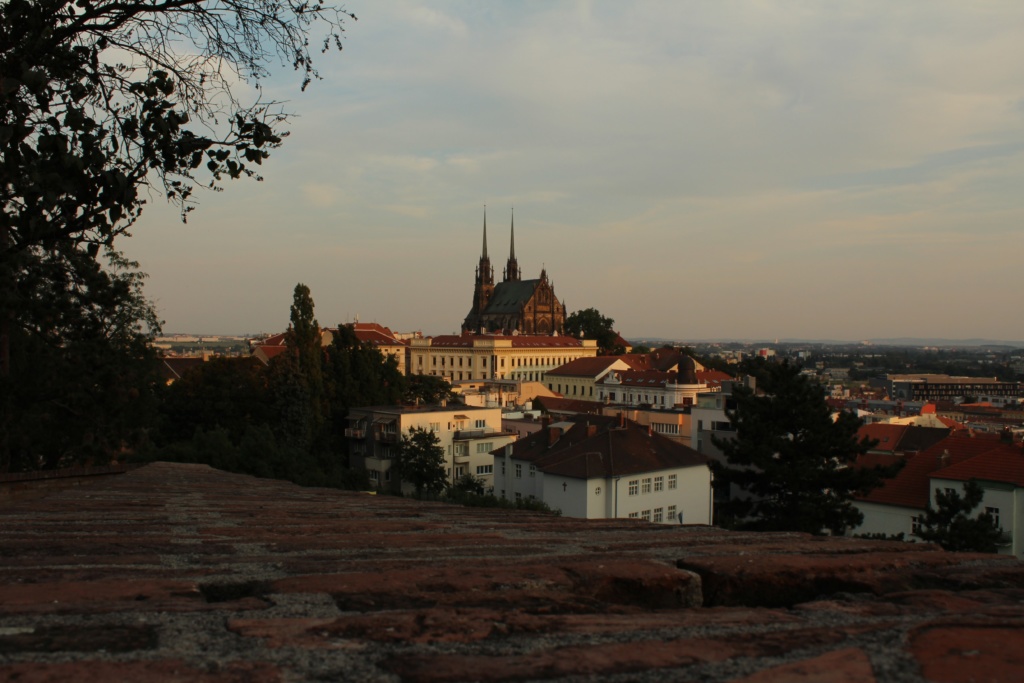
[857,433,1014,509]
[857,424,909,453]
[932,443,1024,486]
[545,357,626,378]
[696,370,732,387]
[534,396,604,415]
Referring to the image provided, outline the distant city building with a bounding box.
[462,210,567,335]
[885,374,1024,402]
[345,404,516,491]
[409,334,598,383]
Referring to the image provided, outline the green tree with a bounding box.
[396,427,447,498]
[916,480,1004,553]
[713,362,896,535]
[284,283,325,449]
[564,308,621,354]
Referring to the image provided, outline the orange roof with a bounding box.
[932,443,1024,486]
[858,433,1014,509]
[696,370,732,387]
[546,357,626,378]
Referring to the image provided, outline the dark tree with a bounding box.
[1,247,161,471]
[284,283,325,449]
[396,427,447,498]
[1,0,353,468]
[713,362,896,535]
[564,308,620,354]
[916,480,1004,553]
[404,374,455,406]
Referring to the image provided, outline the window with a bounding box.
[515,464,522,479]
[653,508,664,523]
[428,422,440,432]
[368,470,379,482]
[641,510,651,521]
[595,486,601,494]
[515,492,522,501]
[476,442,493,453]
[628,512,639,519]
[529,465,536,478]
[911,515,922,535]
[668,474,678,490]
[667,505,677,522]
[628,479,639,496]
[641,478,652,494]
[476,464,493,475]
[501,461,506,474]
[985,507,1001,528]
[475,419,486,429]
[654,476,664,492]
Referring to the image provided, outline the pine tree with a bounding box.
[713,362,897,535]
[916,480,1004,553]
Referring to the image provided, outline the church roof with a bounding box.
[482,279,543,314]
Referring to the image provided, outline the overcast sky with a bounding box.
[123,1,1024,342]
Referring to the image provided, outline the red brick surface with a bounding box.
[1,462,1022,682]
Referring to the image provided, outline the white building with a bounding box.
[493,415,712,524]
[854,435,1024,557]
[345,404,516,491]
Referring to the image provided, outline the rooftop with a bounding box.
[1,463,1022,681]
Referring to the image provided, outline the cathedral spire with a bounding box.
[482,206,488,259]
[504,207,521,282]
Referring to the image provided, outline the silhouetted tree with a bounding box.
[396,427,447,498]
[564,308,620,354]
[713,362,896,535]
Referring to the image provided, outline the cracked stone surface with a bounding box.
[1,462,1022,682]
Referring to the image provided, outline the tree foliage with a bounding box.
[1,0,353,254]
[1,247,161,471]
[916,480,1004,553]
[713,362,897,535]
[1,0,353,470]
[564,307,621,354]
[396,427,447,498]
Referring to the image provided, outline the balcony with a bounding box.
[344,428,366,439]
[453,429,513,441]
[375,432,399,443]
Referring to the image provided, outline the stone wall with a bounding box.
[0,462,1021,681]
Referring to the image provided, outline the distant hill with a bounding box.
[628,337,1024,349]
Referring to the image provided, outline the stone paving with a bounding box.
[1,462,1022,682]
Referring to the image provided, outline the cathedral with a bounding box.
[462,210,567,336]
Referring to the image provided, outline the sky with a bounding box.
[123,1,1024,342]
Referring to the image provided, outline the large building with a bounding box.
[409,334,598,383]
[345,404,516,491]
[886,374,1023,402]
[493,414,712,523]
[462,210,567,335]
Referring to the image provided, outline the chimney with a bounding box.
[648,424,653,437]
[548,426,561,446]
[587,423,598,438]
[619,412,625,429]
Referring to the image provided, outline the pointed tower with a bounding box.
[503,208,521,282]
[463,207,495,333]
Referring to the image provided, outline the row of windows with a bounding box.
[628,505,678,522]
[476,464,493,475]
[627,475,677,495]
[512,464,537,478]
